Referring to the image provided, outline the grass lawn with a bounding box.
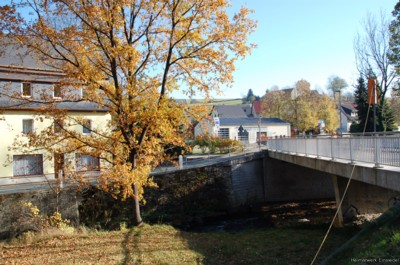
[0,224,355,265]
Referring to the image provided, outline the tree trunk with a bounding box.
[132,155,143,226]
[133,184,143,226]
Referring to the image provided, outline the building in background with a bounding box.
[0,42,110,185]
[195,116,290,145]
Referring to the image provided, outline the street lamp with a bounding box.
[336,88,342,135]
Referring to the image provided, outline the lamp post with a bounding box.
[336,88,342,135]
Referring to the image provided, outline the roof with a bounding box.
[339,102,357,122]
[341,102,356,112]
[0,99,108,112]
[0,39,63,83]
[219,117,289,126]
[240,104,253,117]
[214,105,248,118]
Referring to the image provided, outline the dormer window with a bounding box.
[53,84,62,99]
[22,82,32,97]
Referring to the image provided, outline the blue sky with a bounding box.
[225,0,399,99]
[4,0,398,99]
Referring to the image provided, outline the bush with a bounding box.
[191,134,244,154]
[6,200,72,238]
[192,134,212,153]
[214,138,243,153]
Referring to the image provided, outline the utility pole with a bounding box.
[368,77,378,133]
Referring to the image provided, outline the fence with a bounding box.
[267,133,400,167]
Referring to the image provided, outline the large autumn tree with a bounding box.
[0,0,256,225]
[261,80,338,133]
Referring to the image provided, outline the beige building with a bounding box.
[0,43,111,185]
[195,117,291,145]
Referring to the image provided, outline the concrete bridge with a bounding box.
[266,133,400,224]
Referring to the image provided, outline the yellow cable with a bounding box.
[310,102,373,265]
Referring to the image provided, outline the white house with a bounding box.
[0,42,111,185]
[195,117,291,144]
[339,102,358,133]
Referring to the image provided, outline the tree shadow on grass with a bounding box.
[121,228,136,265]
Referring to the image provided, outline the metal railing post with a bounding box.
[374,134,382,168]
[349,136,354,164]
[305,138,308,157]
[331,135,335,161]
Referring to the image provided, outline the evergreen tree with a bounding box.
[378,99,396,131]
[350,76,371,132]
[244,88,256,103]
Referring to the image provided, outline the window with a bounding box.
[75,154,100,171]
[81,88,88,99]
[13,154,43,176]
[53,84,62,99]
[54,118,63,133]
[218,128,230,139]
[22,119,34,134]
[54,153,64,178]
[82,119,92,134]
[257,132,268,144]
[21,82,32,97]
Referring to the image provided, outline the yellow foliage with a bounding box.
[261,85,339,133]
[2,0,256,223]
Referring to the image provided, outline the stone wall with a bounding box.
[230,158,264,207]
[143,165,233,225]
[0,187,80,238]
[0,155,269,234]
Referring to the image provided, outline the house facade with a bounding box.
[0,43,111,185]
[339,102,357,133]
[195,116,291,145]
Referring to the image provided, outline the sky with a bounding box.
[224,0,399,99]
[3,0,398,99]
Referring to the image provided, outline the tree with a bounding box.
[260,80,339,133]
[295,79,311,94]
[355,11,398,107]
[243,88,256,103]
[350,76,396,132]
[327,75,348,99]
[260,89,287,119]
[389,92,400,125]
[390,1,400,80]
[379,99,397,131]
[317,94,340,133]
[350,76,371,132]
[1,0,256,225]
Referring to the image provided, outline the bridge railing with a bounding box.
[267,132,400,167]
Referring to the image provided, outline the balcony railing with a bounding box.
[267,132,400,168]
